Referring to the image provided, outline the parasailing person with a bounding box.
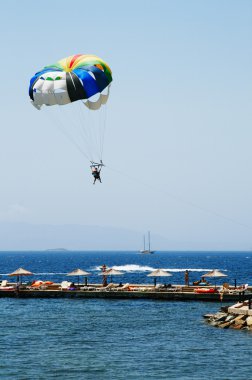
[29,54,113,183]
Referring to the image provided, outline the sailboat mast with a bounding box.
[148,231,151,251]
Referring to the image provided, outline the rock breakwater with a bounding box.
[204,301,252,330]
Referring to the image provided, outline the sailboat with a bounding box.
[140,231,155,254]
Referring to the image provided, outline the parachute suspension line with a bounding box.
[66,73,95,160]
[83,93,108,163]
[69,74,107,163]
[56,122,90,160]
[75,100,95,162]
[43,107,88,160]
[83,102,101,162]
[75,87,107,164]
[97,105,102,160]
[99,102,107,161]
[56,100,95,162]
[77,99,100,162]
[91,105,102,161]
[51,106,89,160]
[80,102,96,161]
[87,104,102,161]
[97,104,104,160]
[66,73,96,161]
[50,86,92,160]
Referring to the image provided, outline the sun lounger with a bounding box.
[60,281,72,290]
[219,283,248,295]
[125,286,154,292]
[98,283,117,291]
[115,283,130,291]
[139,287,154,292]
[164,286,182,292]
[31,280,44,288]
[39,281,54,290]
[0,280,15,291]
[80,286,97,291]
[228,284,249,294]
[155,286,177,292]
[26,281,54,290]
[105,283,118,291]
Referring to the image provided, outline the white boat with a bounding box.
[140,231,155,254]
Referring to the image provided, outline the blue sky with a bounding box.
[0,0,251,250]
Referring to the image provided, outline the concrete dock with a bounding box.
[0,284,251,302]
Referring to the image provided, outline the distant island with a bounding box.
[45,248,69,252]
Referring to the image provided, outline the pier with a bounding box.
[0,283,251,302]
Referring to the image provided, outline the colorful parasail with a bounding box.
[29,54,112,110]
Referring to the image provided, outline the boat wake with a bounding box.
[94,265,223,273]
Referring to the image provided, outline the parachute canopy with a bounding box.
[29,54,112,110]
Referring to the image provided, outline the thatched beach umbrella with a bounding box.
[201,269,227,287]
[8,267,33,284]
[67,268,91,285]
[100,268,124,283]
[147,269,172,286]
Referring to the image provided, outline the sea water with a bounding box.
[0,251,252,379]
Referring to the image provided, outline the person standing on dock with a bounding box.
[184,270,189,286]
[101,264,108,287]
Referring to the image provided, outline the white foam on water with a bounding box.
[94,264,155,272]
[112,265,155,272]
[113,266,227,273]
[93,265,224,273]
[0,267,228,276]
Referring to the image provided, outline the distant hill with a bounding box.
[0,222,243,251]
[45,248,69,252]
[0,222,169,251]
